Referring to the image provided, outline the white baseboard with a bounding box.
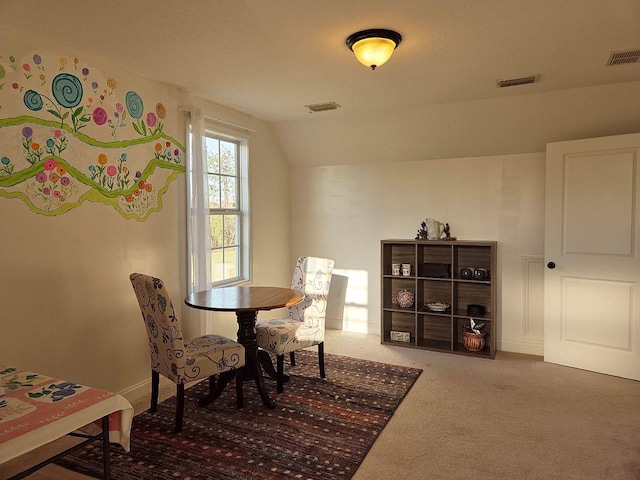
[500,339,543,356]
[118,375,175,404]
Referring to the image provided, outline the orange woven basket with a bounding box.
[463,329,486,352]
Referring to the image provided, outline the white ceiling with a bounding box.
[2,0,640,124]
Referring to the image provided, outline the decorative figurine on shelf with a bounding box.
[443,223,457,241]
[415,217,448,240]
[415,220,429,240]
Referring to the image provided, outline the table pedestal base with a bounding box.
[198,310,277,409]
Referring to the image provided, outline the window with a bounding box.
[205,132,243,283]
[188,114,249,290]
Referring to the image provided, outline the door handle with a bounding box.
[547,262,556,269]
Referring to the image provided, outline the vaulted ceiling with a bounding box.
[2,0,640,165]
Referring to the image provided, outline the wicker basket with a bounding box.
[463,329,486,352]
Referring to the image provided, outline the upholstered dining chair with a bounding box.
[255,256,334,393]
[129,273,245,432]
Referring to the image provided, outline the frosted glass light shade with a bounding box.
[351,37,397,69]
[346,29,402,70]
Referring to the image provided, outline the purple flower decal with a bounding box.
[92,107,108,126]
[60,176,70,186]
[36,172,47,183]
[22,126,33,138]
[33,54,42,65]
[43,187,51,195]
[82,67,89,76]
[92,81,98,90]
[135,171,141,178]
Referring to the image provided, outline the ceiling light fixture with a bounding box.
[345,29,402,70]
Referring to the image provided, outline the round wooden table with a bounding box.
[185,286,303,409]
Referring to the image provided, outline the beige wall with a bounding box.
[0,34,292,399]
[290,153,546,355]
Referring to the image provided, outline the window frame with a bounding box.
[188,116,250,291]
[204,128,246,287]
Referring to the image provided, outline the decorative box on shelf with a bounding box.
[390,330,411,343]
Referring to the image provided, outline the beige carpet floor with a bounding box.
[2,329,639,480]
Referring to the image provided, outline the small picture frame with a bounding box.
[390,330,411,342]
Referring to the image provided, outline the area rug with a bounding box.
[57,351,422,480]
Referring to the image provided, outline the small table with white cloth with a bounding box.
[0,363,133,480]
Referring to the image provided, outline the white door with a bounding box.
[544,133,640,381]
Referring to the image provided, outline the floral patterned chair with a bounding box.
[255,257,334,393]
[129,273,245,432]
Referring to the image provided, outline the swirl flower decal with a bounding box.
[51,73,83,108]
[23,90,43,111]
[125,91,144,119]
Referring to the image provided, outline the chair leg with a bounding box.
[290,351,296,367]
[235,368,244,409]
[175,383,185,433]
[318,342,325,378]
[277,354,285,394]
[150,370,160,413]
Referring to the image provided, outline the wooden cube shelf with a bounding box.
[381,239,497,358]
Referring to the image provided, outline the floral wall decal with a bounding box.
[0,46,185,221]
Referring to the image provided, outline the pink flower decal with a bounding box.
[35,172,47,183]
[43,159,58,171]
[146,112,157,128]
[115,102,124,113]
[93,107,108,126]
[106,165,117,177]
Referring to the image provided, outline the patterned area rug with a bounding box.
[57,351,422,480]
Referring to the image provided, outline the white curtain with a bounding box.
[186,108,211,294]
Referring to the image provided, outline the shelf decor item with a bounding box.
[466,304,486,316]
[396,289,415,308]
[415,217,446,240]
[459,267,473,279]
[473,268,489,281]
[390,330,411,342]
[423,262,451,278]
[425,302,450,312]
[463,328,487,352]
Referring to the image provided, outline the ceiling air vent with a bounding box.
[305,102,341,113]
[606,49,640,66]
[496,75,539,88]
